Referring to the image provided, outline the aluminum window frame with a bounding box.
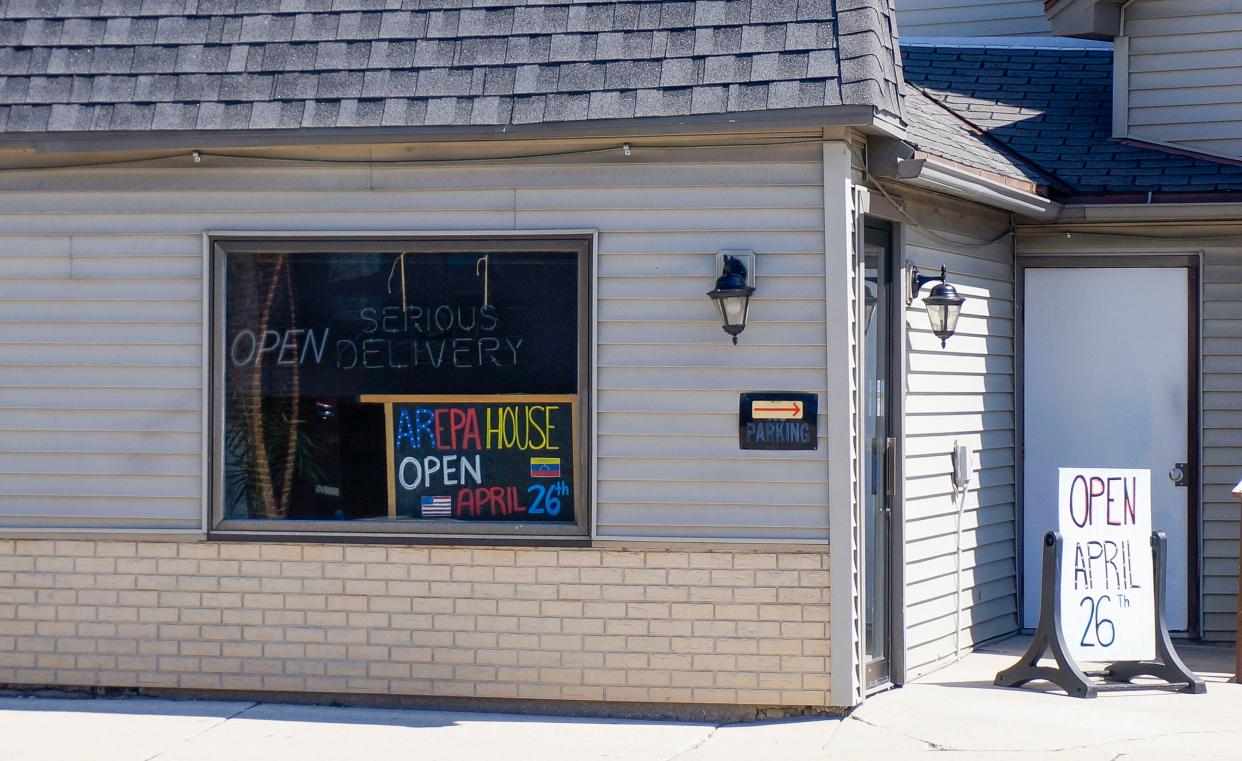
[206,232,593,543]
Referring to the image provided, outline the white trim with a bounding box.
[589,535,829,545]
[896,158,1061,219]
[1113,36,1130,139]
[205,229,600,238]
[824,141,863,708]
[900,36,1113,50]
[589,230,600,541]
[200,233,211,535]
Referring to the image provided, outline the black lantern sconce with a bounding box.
[708,254,756,345]
[908,264,965,348]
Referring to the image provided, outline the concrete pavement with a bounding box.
[0,636,1236,760]
[836,636,1242,760]
[0,697,839,761]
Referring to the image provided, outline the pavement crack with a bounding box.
[661,723,722,761]
[1045,728,1239,754]
[847,714,950,751]
[141,701,259,761]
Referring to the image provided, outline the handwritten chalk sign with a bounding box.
[1058,468,1156,662]
[362,395,577,523]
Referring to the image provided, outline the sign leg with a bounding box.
[995,532,1097,698]
[1105,532,1207,694]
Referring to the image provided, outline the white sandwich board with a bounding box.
[1058,468,1156,663]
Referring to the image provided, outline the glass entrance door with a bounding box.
[863,218,895,689]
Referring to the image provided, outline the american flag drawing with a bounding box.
[420,495,452,518]
[530,457,561,478]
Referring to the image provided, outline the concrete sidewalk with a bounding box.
[0,637,1236,760]
[835,636,1241,760]
[0,696,839,761]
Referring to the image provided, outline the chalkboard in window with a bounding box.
[360,395,578,523]
[218,244,584,529]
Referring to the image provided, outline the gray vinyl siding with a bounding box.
[0,139,830,542]
[1201,247,1241,641]
[896,192,1019,678]
[1019,225,1242,642]
[1124,1,1242,158]
[895,0,1050,37]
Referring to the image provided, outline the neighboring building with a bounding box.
[1048,0,1242,163]
[0,0,1239,716]
[894,0,1050,38]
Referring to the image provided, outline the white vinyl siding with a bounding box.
[1124,1,1242,158]
[894,192,1020,678]
[0,139,830,542]
[895,0,1050,37]
[1019,225,1242,642]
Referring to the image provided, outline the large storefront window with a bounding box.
[211,238,589,537]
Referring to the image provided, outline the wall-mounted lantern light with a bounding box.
[708,254,756,345]
[908,264,965,348]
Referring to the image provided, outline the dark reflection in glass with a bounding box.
[222,249,578,523]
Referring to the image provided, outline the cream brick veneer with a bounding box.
[0,540,830,707]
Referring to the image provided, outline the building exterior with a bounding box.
[894,0,1049,38]
[0,0,1239,715]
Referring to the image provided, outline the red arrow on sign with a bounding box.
[751,400,804,419]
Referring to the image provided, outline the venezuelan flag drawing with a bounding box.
[530,457,561,478]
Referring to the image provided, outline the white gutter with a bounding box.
[896,157,1061,220]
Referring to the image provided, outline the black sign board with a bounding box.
[738,393,818,451]
[224,250,580,398]
[363,395,577,522]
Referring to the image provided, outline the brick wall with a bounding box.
[0,540,831,707]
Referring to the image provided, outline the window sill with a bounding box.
[206,529,591,546]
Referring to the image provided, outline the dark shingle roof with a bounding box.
[901,44,1242,200]
[0,0,905,134]
[902,83,1049,189]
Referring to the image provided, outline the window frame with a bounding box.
[207,234,593,542]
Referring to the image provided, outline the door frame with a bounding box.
[861,214,908,689]
[1016,253,1202,638]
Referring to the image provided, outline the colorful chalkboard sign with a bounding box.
[361,395,577,523]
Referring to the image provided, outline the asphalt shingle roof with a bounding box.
[0,0,905,133]
[902,82,1048,190]
[901,44,1242,200]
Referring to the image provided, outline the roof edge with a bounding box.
[894,152,1060,219]
[901,36,1112,51]
[0,104,885,155]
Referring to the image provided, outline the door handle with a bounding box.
[1168,462,1190,488]
[885,437,897,497]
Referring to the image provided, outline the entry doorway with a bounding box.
[864,218,898,687]
[1022,260,1199,634]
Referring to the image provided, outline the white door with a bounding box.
[1024,266,1191,631]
